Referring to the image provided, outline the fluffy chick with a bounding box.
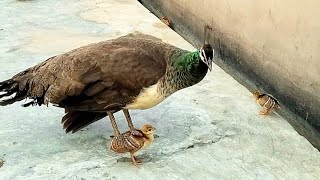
[161,16,171,27]
[253,90,280,116]
[109,124,156,166]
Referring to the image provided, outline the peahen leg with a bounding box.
[123,109,142,136]
[123,109,135,131]
[107,112,120,137]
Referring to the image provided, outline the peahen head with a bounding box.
[199,43,214,71]
[174,23,214,73]
[174,44,214,73]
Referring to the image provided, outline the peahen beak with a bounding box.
[200,47,214,71]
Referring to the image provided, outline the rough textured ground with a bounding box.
[0,0,319,179]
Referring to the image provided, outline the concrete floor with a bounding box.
[0,0,319,179]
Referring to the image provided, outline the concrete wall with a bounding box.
[140,0,320,148]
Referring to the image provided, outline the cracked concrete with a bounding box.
[0,0,319,179]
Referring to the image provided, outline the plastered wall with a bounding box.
[140,0,320,148]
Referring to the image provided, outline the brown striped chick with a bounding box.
[253,90,280,116]
[161,16,171,27]
[109,124,156,166]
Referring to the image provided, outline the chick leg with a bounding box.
[259,108,269,117]
[107,112,120,137]
[130,152,142,166]
[123,109,143,136]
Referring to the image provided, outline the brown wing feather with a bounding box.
[0,33,177,132]
[13,33,170,104]
[62,110,108,133]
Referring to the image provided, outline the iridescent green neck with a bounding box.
[174,50,200,71]
[158,50,208,97]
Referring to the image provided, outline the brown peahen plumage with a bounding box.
[0,30,214,140]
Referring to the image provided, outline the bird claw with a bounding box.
[135,157,143,163]
[259,111,266,115]
[259,109,269,117]
[132,157,143,167]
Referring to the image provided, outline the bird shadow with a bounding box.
[116,154,153,164]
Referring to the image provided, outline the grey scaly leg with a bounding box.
[123,109,143,136]
[123,109,135,131]
[107,112,120,137]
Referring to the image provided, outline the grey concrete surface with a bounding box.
[139,0,320,149]
[0,0,319,179]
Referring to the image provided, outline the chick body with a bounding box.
[253,91,280,116]
[109,124,156,166]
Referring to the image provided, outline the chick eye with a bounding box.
[148,129,151,131]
